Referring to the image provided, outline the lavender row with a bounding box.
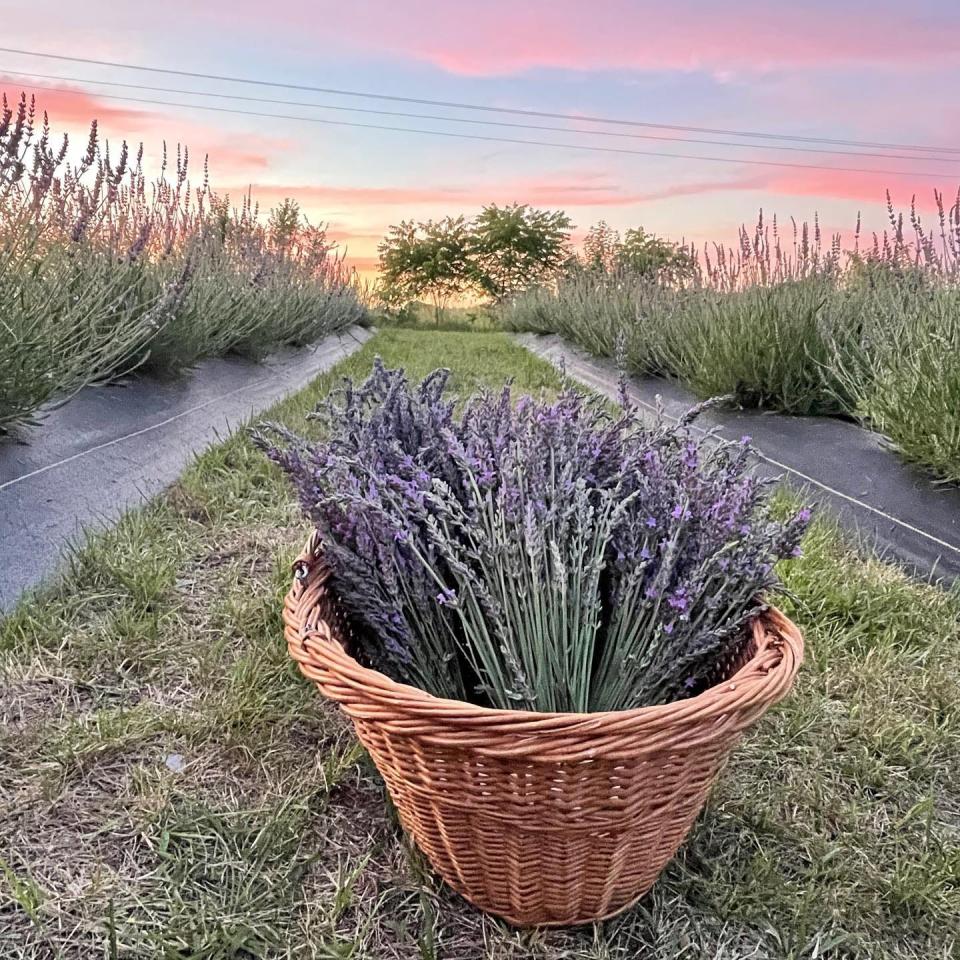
[258,361,810,712]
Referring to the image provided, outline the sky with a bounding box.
[2,0,959,279]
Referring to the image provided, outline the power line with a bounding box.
[2,45,957,157]
[5,68,959,167]
[4,79,953,180]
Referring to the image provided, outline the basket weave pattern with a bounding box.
[283,536,804,926]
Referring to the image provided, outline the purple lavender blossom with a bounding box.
[256,360,813,712]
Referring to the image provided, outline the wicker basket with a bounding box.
[283,534,804,927]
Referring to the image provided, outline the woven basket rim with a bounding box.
[285,534,804,756]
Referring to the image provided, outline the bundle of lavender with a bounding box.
[257,360,809,713]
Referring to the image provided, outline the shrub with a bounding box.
[833,279,960,482]
[500,270,675,374]
[656,277,856,415]
[257,361,810,713]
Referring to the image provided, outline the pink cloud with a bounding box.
[250,1,960,76]
[1,80,149,127]
[227,172,765,211]
[232,169,959,222]
[201,139,277,176]
[624,175,768,203]
[760,169,957,210]
[0,79,284,176]
[324,227,384,243]
[345,254,380,271]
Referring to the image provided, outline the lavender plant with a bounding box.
[501,193,960,479]
[258,361,810,712]
[0,92,365,432]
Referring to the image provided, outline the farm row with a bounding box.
[0,95,364,434]
[3,330,957,958]
[504,205,960,483]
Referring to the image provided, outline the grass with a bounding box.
[372,300,498,332]
[1,328,959,959]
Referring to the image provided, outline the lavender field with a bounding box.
[2,22,959,956]
[0,95,365,434]
[500,200,960,483]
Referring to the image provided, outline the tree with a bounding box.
[377,216,473,322]
[617,227,696,281]
[580,220,621,272]
[471,203,572,301]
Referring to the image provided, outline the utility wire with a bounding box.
[2,79,954,180]
[5,68,959,166]
[1,46,957,156]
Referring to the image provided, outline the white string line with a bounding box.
[751,452,959,557]
[0,339,360,493]
[528,338,960,558]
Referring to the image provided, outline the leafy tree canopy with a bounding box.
[377,215,474,322]
[268,198,301,252]
[580,220,621,272]
[471,203,573,301]
[618,227,696,281]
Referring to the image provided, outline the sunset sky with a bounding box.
[2,0,959,278]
